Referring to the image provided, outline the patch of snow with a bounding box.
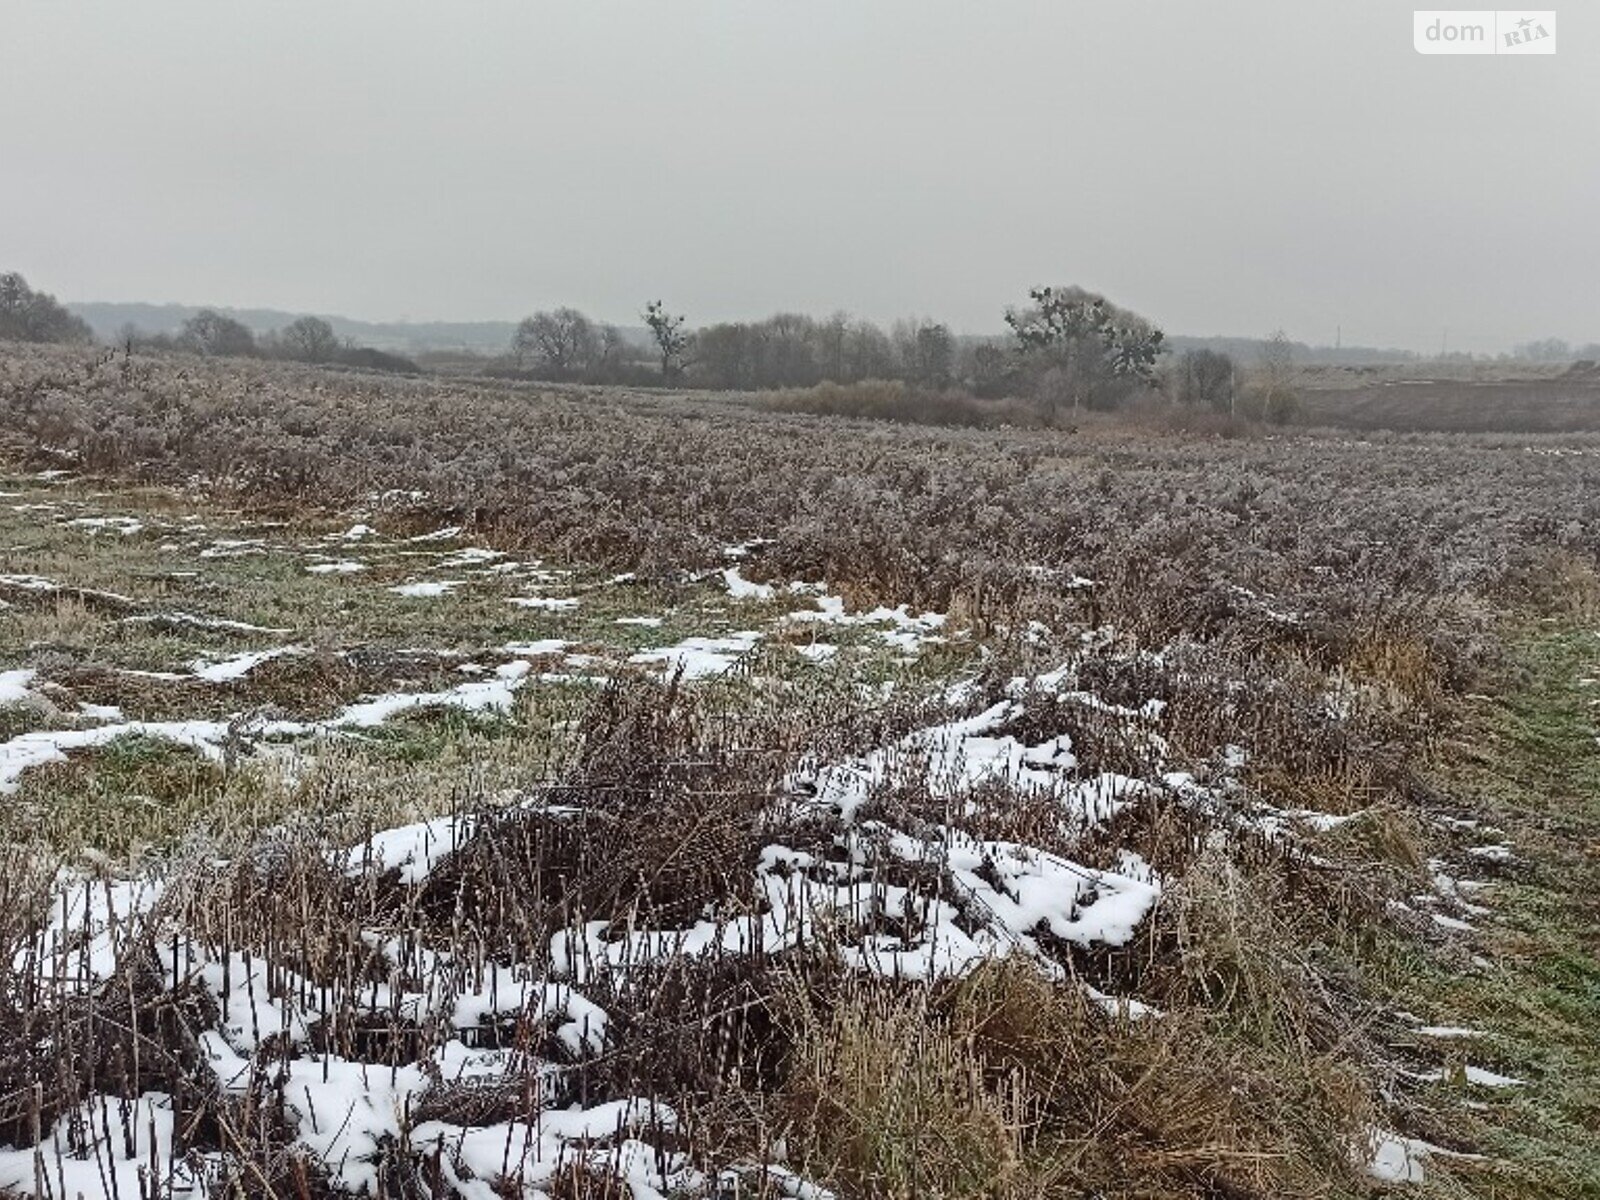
[131,610,292,635]
[1463,1064,1522,1088]
[629,632,762,680]
[199,538,267,558]
[437,546,504,568]
[508,595,580,611]
[723,537,775,559]
[1366,1128,1431,1184]
[0,669,36,706]
[189,646,301,684]
[500,639,570,657]
[344,814,478,885]
[0,1092,200,1199]
[0,573,58,591]
[0,721,232,794]
[319,674,523,729]
[67,515,144,535]
[723,566,775,600]
[409,524,463,542]
[391,579,466,598]
[306,559,367,574]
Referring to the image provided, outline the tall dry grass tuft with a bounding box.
[780,980,1031,1199]
[776,957,1376,1200]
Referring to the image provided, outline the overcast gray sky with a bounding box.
[2,1,1595,351]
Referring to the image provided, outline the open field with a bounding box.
[1298,364,1600,433]
[1,343,1598,1198]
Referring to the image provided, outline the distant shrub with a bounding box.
[1144,403,1257,438]
[1175,348,1236,412]
[336,345,420,374]
[1236,384,1300,426]
[756,379,1039,429]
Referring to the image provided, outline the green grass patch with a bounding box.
[1390,629,1600,1197]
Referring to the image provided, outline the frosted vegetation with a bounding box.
[0,345,1597,1197]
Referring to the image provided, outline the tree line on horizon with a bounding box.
[0,270,1313,424]
[0,274,420,374]
[121,310,421,374]
[507,288,1302,421]
[8,267,1599,427]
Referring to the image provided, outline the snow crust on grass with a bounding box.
[628,632,762,680]
[500,638,570,656]
[199,538,267,559]
[0,669,36,705]
[0,659,522,792]
[188,646,302,683]
[129,610,292,634]
[785,593,947,637]
[508,595,580,611]
[0,1092,204,1199]
[0,653,1193,1198]
[722,566,775,600]
[0,573,137,605]
[343,812,478,885]
[391,578,467,597]
[0,720,232,794]
[67,515,145,535]
[10,852,713,1198]
[1363,1126,1487,1184]
[409,524,463,542]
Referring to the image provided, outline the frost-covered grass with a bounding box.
[2,347,1599,1197]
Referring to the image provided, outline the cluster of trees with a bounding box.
[1166,331,1299,423]
[0,274,93,344]
[125,311,417,373]
[505,305,966,391]
[3,265,1305,421]
[509,308,638,380]
[1513,337,1600,363]
[686,314,958,391]
[505,288,1309,422]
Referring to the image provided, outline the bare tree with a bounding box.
[1176,348,1235,412]
[512,308,598,378]
[281,315,339,363]
[841,319,896,382]
[1256,329,1298,423]
[178,309,257,357]
[904,321,954,386]
[595,323,633,373]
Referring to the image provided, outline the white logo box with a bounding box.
[1414,10,1556,54]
